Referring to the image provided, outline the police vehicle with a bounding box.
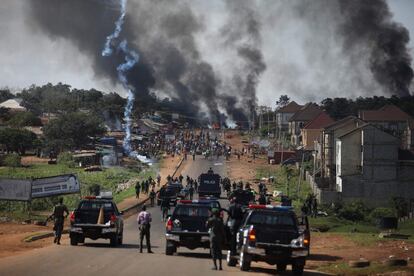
[198,170,221,198]
[165,200,212,255]
[226,204,310,275]
[69,192,124,247]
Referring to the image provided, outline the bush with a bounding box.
[337,200,370,222]
[369,207,396,222]
[88,184,101,196]
[57,152,76,168]
[3,153,21,167]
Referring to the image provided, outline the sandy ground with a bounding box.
[0,154,188,259]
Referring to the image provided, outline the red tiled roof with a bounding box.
[277,101,302,113]
[289,103,323,122]
[303,112,335,129]
[359,104,412,122]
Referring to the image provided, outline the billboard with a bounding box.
[31,174,80,198]
[0,179,32,201]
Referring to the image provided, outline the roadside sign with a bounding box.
[0,179,32,201]
[31,174,80,198]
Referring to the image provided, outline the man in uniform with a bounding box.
[48,198,69,245]
[188,185,194,200]
[227,198,243,256]
[137,205,153,253]
[206,208,226,270]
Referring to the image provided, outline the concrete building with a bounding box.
[335,124,414,206]
[359,104,412,138]
[275,101,302,135]
[301,112,334,151]
[288,103,322,147]
[319,116,364,187]
[402,119,414,151]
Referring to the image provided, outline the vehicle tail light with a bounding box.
[110,213,117,223]
[166,218,173,231]
[70,211,75,223]
[248,227,256,242]
[304,232,310,246]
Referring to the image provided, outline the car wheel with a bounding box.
[110,235,119,247]
[118,234,123,245]
[276,263,287,272]
[165,243,175,255]
[239,251,251,271]
[292,263,304,275]
[78,236,85,244]
[226,250,237,267]
[70,237,78,246]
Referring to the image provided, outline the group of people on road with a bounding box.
[135,176,158,199]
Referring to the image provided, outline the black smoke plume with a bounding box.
[337,0,413,97]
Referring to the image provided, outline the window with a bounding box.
[248,211,295,227]
[174,206,210,217]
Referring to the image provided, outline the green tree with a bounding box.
[0,88,14,103]
[43,112,106,151]
[276,95,290,108]
[7,112,42,127]
[0,128,38,154]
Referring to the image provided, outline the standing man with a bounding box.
[137,205,153,253]
[157,174,161,187]
[188,185,194,200]
[149,188,156,207]
[206,208,226,270]
[135,181,141,198]
[227,198,243,256]
[48,198,69,245]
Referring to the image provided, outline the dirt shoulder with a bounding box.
[0,154,187,259]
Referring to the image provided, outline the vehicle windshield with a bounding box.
[248,211,296,227]
[79,201,114,211]
[174,206,210,217]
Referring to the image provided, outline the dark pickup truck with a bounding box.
[158,184,182,206]
[69,196,124,247]
[227,204,310,275]
[165,202,211,255]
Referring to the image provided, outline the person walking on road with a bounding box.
[149,188,156,207]
[48,198,69,245]
[137,205,153,253]
[160,198,170,221]
[157,174,161,187]
[206,208,226,270]
[189,185,194,200]
[135,181,141,198]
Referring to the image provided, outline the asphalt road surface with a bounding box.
[0,156,327,276]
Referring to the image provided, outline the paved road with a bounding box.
[0,156,327,276]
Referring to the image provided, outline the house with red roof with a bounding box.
[275,101,302,135]
[359,104,412,137]
[301,112,334,150]
[288,103,323,146]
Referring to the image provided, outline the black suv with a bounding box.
[227,205,310,275]
[165,202,211,255]
[69,196,124,246]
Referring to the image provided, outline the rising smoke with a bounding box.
[24,0,413,124]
